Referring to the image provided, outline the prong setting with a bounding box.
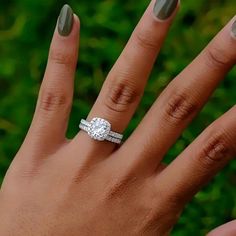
[87,117,111,141]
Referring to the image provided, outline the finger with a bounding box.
[74,0,180,154]
[207,220,236,236]
[121,17,236,171]
[25,5,80,152]
[156,105,236,208]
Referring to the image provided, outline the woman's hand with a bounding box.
[0,1,236,235]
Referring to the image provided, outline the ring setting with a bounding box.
[79,117,123,144]
[88,118,111,141]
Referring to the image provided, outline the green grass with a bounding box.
[0,0,236,235]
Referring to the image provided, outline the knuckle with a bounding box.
[164,91,199,124]
[134,29,159,50]
[103,175,137,201]
[49,48,74,66]
[39,89,70,112]
[140,209,162,233]
[199,132,232,168]
[204,46,232,69]
[159,188,185,209]
[141,190,181,234]
[142,210,180,235]
[104,77,141,113]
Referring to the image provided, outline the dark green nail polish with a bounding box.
[58,4,74,36]
[153,0,178,20]
[232,20,236,37]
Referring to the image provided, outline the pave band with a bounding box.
[79,117,123,144]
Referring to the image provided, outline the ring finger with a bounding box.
[74,0,180,155]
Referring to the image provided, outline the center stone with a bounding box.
[88,118,111,141]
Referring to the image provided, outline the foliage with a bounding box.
[0,0,236,235]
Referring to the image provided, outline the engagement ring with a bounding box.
[79,117,123,144]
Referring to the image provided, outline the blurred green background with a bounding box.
[0,0,236,235]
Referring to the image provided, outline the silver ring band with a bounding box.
[79,117,123,144]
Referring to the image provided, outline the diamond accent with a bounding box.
[88,117,111,141]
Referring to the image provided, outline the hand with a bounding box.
[0,1,236,235]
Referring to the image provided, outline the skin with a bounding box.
[0,0,236,235]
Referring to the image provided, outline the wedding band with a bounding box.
[79,117,123,144]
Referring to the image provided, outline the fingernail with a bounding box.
[153,0,178,20]
[231,20,236,38]
[58,4,74,36]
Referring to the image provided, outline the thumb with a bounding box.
[208,220,236,236]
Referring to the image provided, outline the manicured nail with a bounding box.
[153,0,178,20]
[58,4,74,36]
[231,20,236,38]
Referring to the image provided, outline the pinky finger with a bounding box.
[156,105,236,206]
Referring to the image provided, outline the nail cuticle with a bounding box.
[153,0,178,20]
[58,4,74,36]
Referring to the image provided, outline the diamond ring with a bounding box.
[79,117,123,144]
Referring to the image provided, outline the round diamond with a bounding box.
[88,118,111,141]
